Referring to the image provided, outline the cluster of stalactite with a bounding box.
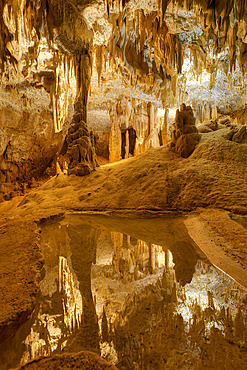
[1,0,247,179]
[173,0,247,83]
[101,0,247,109]
[107,97,166,163]
[0,0,97,177]
[105,5,183,106]
[2,0,247,99]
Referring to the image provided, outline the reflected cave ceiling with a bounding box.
[1,0,247,125]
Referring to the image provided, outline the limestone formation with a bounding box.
[232,125,247,143]
[225,124,247,143]
[0,0,247,189]
[66,115,97,176]
[170,103,200,158]
[1,1,247,369]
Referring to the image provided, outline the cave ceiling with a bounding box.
[0,0,247,122]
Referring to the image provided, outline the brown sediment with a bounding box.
[13,350,118,369]
[184,209,247,288]
[0,219,43,346]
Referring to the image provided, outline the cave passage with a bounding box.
[1,215,247,370]
[121,127,137,159]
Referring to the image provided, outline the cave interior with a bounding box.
[0,0,247,369]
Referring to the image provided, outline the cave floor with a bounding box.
[0,128,247,368]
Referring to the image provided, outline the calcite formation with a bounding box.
[66,115,97,175]
[170,103,200,157]
[0,0,247,191]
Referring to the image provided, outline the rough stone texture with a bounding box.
[0,219,43,345]
[0,87,66,187]
[0,128,247,367]
[7,129,247,216]
[66,115,97,176]
[175,133,201,158]
[0,24,74,199]
[14,351,117,369]
[170,104,200,158]
[232,125,247,143]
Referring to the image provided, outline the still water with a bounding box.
[0,214,247,369]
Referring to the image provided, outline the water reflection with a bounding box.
[0,215,247,369]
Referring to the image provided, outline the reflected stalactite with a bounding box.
[66,222,100,354]
[110,231,167,280]
[3,220,100,368]
[1,216,247,370]
[112,258,247,369]
[58,256,83,333]
[19,252,84,364]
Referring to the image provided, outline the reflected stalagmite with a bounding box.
[0,1,247,369]
[1,215,247,369]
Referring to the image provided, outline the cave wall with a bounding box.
[88,97,165,163]
[0,79,74,199]
[0,0,247,189]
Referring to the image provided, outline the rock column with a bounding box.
[66,54,97,175]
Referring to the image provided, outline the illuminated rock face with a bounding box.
[0,0,96,185]
[0,0,247,187]
[0,85,68,195]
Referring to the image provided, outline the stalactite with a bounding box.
[1,0,247,181]
[106,3,185,105]
[106,0,110,16]
[95,45,103,86]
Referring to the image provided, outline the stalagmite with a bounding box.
[170,103,200,157]
[109,101,122,162]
